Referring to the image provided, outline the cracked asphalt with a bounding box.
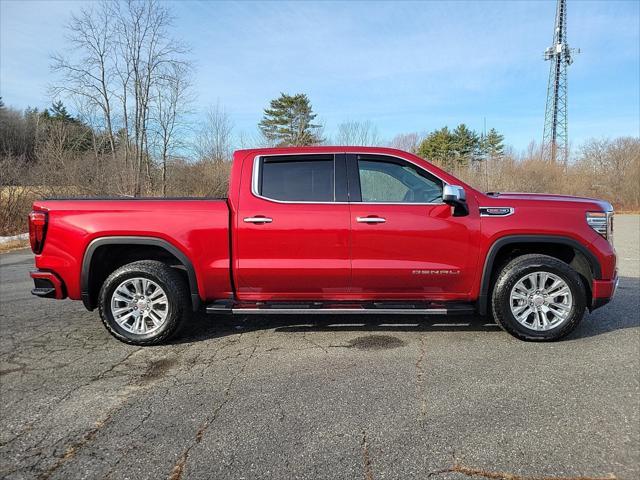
[1,215,638,480]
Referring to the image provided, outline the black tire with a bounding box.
[491,254,587,341]
[98,260,190,345]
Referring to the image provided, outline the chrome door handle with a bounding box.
[244,216,273,224]
[356,216,386,224]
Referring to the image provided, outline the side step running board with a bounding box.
[231,307,454,315]
[206,301,475,316]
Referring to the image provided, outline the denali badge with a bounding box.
[480,207,514,217]
[412,269,461,275]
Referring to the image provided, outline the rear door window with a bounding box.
[258,155,335,202]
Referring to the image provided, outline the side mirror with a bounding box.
[443,185,465,202]
[442,185,469,217]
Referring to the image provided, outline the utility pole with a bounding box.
[542,0,578,164]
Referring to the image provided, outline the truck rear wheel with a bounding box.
[491,254,587,341]
[98,260,190,345]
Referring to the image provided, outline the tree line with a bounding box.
[1,88,507,192]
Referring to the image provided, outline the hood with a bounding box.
[484,192,613,211]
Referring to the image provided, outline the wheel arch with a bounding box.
[477,235,601,315]
[81,236,201,311]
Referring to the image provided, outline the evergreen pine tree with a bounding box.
[451,123,480,163]
[481,128,505,158]
[258,93,323,146]
[49,100,74,122]
[417,127,455,164]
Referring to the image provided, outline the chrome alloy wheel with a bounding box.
[509,271,573,331]
[110,277,169,335]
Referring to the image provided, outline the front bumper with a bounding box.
[591,273,618,310]
[30,270,66,299]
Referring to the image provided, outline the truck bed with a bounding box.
[32,198,233,303]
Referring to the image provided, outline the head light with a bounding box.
[586,211,614,244]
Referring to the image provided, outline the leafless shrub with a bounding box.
[0,156,35,235]
[166,158,231,197]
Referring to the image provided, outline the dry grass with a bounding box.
[0,239,29,253]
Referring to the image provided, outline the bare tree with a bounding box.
[114,0,189,195]
[0,106,39,160]
[335,120,380,146]
[578,137,640,206]
[52,0,191,196]
[389,132,422,153]
[152,62,192,195]
[236,130,260,150]
[195,102,234,163]
[51,1,117,165]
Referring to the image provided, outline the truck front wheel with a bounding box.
[98,260,190,345]
[491,254,587,341]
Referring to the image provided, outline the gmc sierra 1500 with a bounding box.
[29,147,617,345]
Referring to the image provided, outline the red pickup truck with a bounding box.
[28,147,617,345]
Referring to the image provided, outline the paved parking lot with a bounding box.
[1,216,638,480]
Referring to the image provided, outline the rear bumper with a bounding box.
[30,270,66,300]
[591,273,618,310]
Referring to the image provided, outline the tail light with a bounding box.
[28,211,48,254]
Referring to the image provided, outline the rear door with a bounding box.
[347,153,476,299]
[235,153,351,299]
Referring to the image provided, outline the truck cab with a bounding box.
[231,150,478,301]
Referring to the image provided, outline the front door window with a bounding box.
[357,158,443,204]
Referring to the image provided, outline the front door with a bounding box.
[235,153,351,300]
[347,154,477,299]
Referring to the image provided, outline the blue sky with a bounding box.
[1,0,638,151]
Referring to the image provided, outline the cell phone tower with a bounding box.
[542,0,579,164]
